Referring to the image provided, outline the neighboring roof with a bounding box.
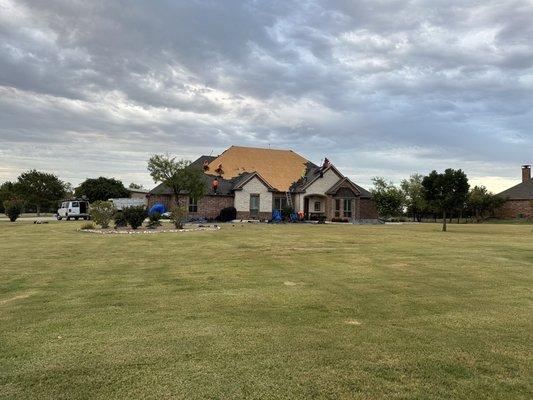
[497,178,533,200]
[206,146,309,191]
[128,188,149,194]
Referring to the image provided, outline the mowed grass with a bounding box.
[0,221,532,400]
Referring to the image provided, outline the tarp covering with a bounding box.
[271,209,282,223]
[149,203,166,215]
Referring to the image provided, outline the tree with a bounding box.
[75,177,130,203]
[16,170,67,216]
[467,186,506,222]
[147,154,205,206]
[422,169,469,231]
[128,183,144,189]
[0,181,17,213]
[371,177,406,219]
[400,174,427,222]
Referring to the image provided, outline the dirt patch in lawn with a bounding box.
[0,291,36,305]
[344,319,362,326]
[284,281,305,286]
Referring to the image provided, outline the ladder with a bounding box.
[285,190,293,209]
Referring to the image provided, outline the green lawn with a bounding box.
[0,221,532,399]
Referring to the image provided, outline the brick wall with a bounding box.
[148,194,234,218]
[496,200,533,219]
[359,198,379,219]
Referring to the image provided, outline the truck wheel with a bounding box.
[66,217,71,221]
[83,216,88,220]
[57,216,62,221]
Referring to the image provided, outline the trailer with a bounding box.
[109,198,146,211]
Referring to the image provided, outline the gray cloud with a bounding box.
[0,0,532,191]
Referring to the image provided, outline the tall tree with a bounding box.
[400,173,427,222]
[0,181,17,213]
[128,183,144,190]
[422,169,469,231]
[16,170,67,216]
[371,177,406,219]
[147,154,205,205]
[75,177,130,202]
[467,186,505,222]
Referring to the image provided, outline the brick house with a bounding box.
[148,145,378,221]
[496,165,533,219]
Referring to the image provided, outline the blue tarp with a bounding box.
[271,209,282,223]
[149,203,167,215]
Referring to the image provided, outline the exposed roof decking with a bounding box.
[206,146,309,192]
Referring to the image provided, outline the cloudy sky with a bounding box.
[1,0,532,192]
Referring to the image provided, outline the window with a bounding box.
[188,197,198,212]
[343,199,352,218]
[250,194,260,214]
[335,199,341,217]
[273,197,287,211]
[72,202,79,207]
[314,201,321,212]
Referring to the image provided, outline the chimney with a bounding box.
[522,165,531,183]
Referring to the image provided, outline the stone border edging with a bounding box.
[78,226,220,234]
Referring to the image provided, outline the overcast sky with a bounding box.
[1,0,532,192]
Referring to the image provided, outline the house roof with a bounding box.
[325,177,373,198]
[148,146,373,197]
[232,172,276,191]
[150,172,235,196]
[497,178,533,200]
[206,146,309,191]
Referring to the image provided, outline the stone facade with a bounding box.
[234,176,273,214]
[495,199,533,219]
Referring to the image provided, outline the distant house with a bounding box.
[148,145,378,221]
[128,188,149,203]
[496,165,533,219]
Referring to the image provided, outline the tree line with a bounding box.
[0,170,143,216]
[371,169,505,231]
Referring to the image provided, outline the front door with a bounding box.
[304,197,309,220]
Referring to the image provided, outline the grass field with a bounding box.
[0,221,532,399]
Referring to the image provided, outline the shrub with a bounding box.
[123,205,147,229]
[3,199,24,222]
[147,211,162,229]
[170,205,187,229]
[113,210,127,228]
[217,206,237,222]
[90,200,116,229]
[80,222,96,230]
[281,205,294,221]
